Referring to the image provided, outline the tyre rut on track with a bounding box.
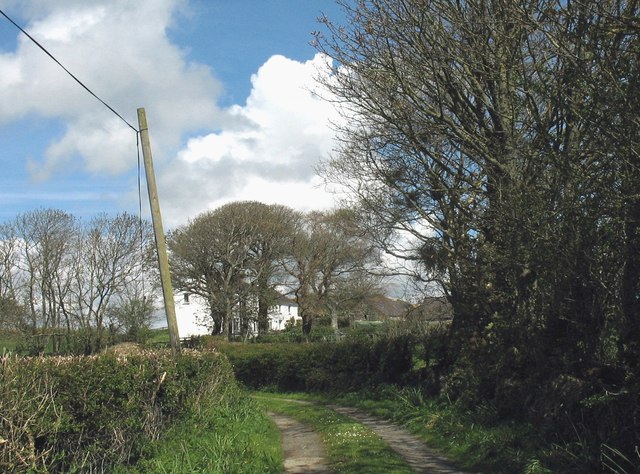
[265,399,470,473]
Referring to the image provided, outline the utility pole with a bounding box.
[137,108,180,355]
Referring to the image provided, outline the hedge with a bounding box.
[218,334,417,393]
[0,349,233,473]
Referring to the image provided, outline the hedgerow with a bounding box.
[218,334,416,393]
[0,349,233,473]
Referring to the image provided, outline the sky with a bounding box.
[0,0,349,229]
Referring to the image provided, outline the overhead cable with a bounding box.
[0,8,139,133]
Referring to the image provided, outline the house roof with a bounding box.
[363,295,412,318]
[407,297,452,321]
[274,294,298,307]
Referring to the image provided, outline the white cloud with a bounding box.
[0,0,222,178]
[0,1,345,228]
[158,53,343,227]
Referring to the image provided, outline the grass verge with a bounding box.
[317,386,552,473]
[254,393,414,474]
[116,388,282,473]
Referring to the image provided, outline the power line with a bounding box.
[0,8,139,133]
[1,7,148,276]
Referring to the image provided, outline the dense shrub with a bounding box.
[221,343,310,390]
[412,324,452,396]
[218,334,416,393]
[0,349,233,473]
[254,324,337,343]
[436,334,640,471]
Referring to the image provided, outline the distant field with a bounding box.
[146,328,170,345]
[0,330,21,353]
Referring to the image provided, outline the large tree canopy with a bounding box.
[317,0,638,348]
[284,208,382,338]
[315,0,639,458]
[167,201,298,337]
[167,202,382,339]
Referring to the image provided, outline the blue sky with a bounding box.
[0,0,347,227]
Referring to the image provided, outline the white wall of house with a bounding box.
[269,299,300,331]
[171,292,301,337]
[175,293,211,338]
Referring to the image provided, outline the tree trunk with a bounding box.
[330,306,341,341]
[224,300,233,341]
[621,203,640,372]
[301,308,312,342]
[257,296,269,335]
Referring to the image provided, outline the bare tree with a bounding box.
[2,210,153,353]
[168,202,263,338]
[284,209,382,339]
[0,223,24,330]
[0,223,19,300]
[11,209,76,343]
[62,213,153,351]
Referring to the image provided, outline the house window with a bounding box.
[183,293,190,304]
[287,305,291,314]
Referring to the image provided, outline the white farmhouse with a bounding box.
[174,292,211,338]
[268,295,300,331]
[172,292,300,338]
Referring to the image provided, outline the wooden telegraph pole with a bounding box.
[137,108,180,355]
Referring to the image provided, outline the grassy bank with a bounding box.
[118,388,282,473]
[1,348,281,473]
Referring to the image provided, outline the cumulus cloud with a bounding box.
[0,1,344,228]
[0,0,223,178]
[159,53,343,227]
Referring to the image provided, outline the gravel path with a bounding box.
[266,399,469,473]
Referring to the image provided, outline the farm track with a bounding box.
[263,398,469,473]
[268,411,331,473]
[327,405,466,473]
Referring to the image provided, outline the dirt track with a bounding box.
[268,411,330,473]
[267,401,468,473]
[328,405,465,473]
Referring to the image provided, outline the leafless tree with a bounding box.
[0,223,24,330]
[64,213,153,351]
[11,209,76,343]
[2,210,153,352]
[168,202,264,338]
[284,209,382,338]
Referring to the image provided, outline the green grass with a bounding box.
[254,393,414,473]
[0,330,21,353]
[321,386,553,474]
[115,388,282,473]
[145,328,171,346]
